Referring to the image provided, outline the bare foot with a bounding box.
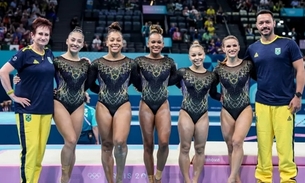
[155,176,161,183]
[227,177,236,183]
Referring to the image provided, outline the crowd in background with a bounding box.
[0,0,58,50]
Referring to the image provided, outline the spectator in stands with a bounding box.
[172,28,182,41]
[3,32,12,44]
[46,2,57,23]
[259,0,270,10]
[206,6,216,23]
[0,22,6,41]
[182,6,190,17]
[19,38,27,49]
[195,12,203,29]
[142,22,150,37]
[2,13,11,26]
[13,23,29,42]
[187,10,197,28]
[183,30,190,44]
[204,17,213,30]
[202,31,213,47]
[191,28,202,42]
[245,24,254,36]
[0,17,54,183]
[169,23,176,36]
[216,7,225,23]
[215,38,222,52]
[78,92,99,145]
[207,41,218,54]
[272,2,281,12]
[91,35,102,51]
[207,23,215,34]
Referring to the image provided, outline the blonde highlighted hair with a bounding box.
[221,35,239,65]
[149,24,163,35]
[189,40,204,52]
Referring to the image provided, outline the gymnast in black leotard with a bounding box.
[134,25,177,183]
[213,59,253,120]
[176,67,220,123]
[172,41,220,183]
[53,56,90,114]
[86,22,140,183]
[52,27,93,183]
[134,55,176,114]
[89,56,139,116]
[212,35,255,183]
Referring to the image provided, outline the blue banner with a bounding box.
[142,5,167,14]
[280,8,304,17]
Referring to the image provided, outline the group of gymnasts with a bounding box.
[0,9,304,183]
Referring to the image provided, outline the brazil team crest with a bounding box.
[47,57,53,64]
[275,48,281,55]
[25,114,31,122]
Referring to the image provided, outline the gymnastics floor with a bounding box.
[0,142,305,183]
[0,111,305,182]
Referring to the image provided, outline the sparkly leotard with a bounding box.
[87,57,139,116]
[175,68,220,123]
[213,60,254,120]
[53,56,90,114]
[134,56,177,114]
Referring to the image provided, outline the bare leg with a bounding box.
[228,106,252,183]
[139,101,155,183]
[67,105,84,178]
[178,110,195,183]
[113,103,132,183]
[192,113,209,183]
[53,101,83,183]
[154,101,171,183]
[96,102,114,183]
[220,108,236,182]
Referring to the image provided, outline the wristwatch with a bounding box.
[295,92,302,98]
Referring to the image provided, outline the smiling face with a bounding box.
[106,31,123,53]
[256,13,275,37]
[189,46,205,67]
[147,33,164,54]
[66,31,84,53]
[31,26,50,47]
[222,38,240,59]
